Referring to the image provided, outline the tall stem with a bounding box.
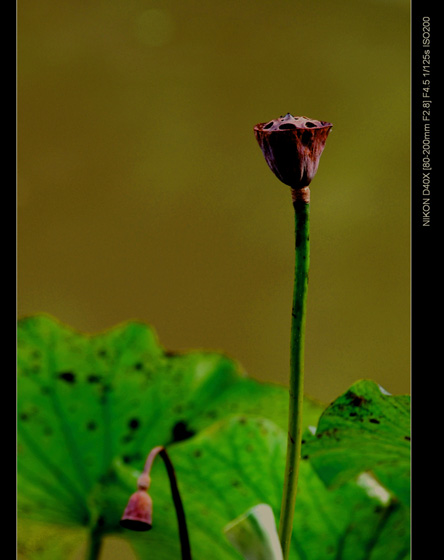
[278,188,310,559]
[144,446,192,560]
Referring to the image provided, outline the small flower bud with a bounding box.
[254,113,332,190]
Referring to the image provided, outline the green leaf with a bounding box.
[17,315,409,559]
[122,415,410,560]
[224,504,283,560]
[17,315,320,555]
[303,380,411,506]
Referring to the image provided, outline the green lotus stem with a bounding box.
[254,113,332,559]
[278,189,310,559]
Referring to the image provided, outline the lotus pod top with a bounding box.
[254,113,332,190]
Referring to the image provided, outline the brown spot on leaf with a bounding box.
[172,420,195,443]
[347,392,368,407]
[129,418,141,430]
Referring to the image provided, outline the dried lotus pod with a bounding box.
[254,113,332,190]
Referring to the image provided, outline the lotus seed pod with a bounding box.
[120,489,153,531]
[254,113,332,189]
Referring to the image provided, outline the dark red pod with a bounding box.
[120,489,153,531]
[254,113,332,189]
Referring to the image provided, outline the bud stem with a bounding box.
[143,446,192,560]
[278,190,310,559]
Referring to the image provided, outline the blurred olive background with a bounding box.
[17,0,410,405]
